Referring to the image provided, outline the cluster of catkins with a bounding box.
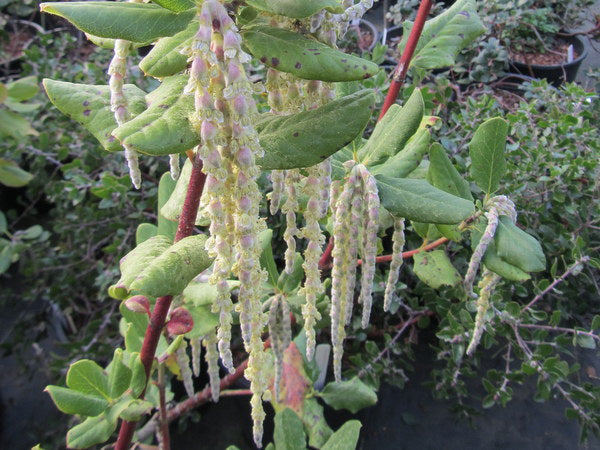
[267,68,334,364]
[108,0,180,188]
[184,0,270,445]
[464,195,516,354]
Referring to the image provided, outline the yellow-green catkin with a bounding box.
[191,336,202,377]
[175,341,194,398]
[108,0,143,188]
[268,295,291,399]
[466,269,501,355]
[331,162,360,381]
[383,218,405,312]
[357,165,379,328]
[464,207,499,298]
[282,169,301,274]
[203,330,221,402]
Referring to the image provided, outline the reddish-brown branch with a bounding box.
[378,0,433,120]
[321,237,449,270]
[115,159,206,450]
[318,237,334,270]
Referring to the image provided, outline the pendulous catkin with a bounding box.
[383,218,406,312]
[466,269,501,355]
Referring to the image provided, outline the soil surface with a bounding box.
[509,40,579,66]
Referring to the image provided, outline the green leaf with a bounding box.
[399,0,485,70]
[495,217,545,273]
[118,399,153,421]
[412,250,461,289]
[139,21,195,77]
[129,354,147,398]
[256,90,375,170]
[375,175,475,224]
[66,414,116,449]
[113,75,197,156]
[242,26,379,82]
[274,408,307,450]
[0,211,7,235]
[370,129,430,178]
[321,420,362,450]
[45,386,109,417]
[43,79,147,152]
[302,398,333,448]
[470,218,530,282]
[591,315,600,331]
[161,159,210,226]
[109,235,173,299]
[183,279,240,307]
[469,117,508,194]
[0,83,7,103]
[259,229,279,286]
[277,252,304,293]
[151,0,194,13]
[427,143,473,201]
[246,0,343,18]
[107,349,132,399]
[0,109,37,139]
[66,360,110,399]
[6,76,39,101]
[0,158,34,187]
[129,235,213,297]
[320,377,377,414]
[157,172,178,240]
[136,223,158,245]
[575,334,596,350]
[40,2,195,43]
[359,89,424,166]
[186,304,219,339]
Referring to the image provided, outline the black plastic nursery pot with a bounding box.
[509,35,588,87]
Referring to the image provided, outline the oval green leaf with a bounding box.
[113,75,197,156]
[139,21,196,78]
[129,234,213,297]
[40,2,195,43]
[359,88,424,166]
[469,117,508,195]
[242,26,379,81]
[256,90,375,170]
[413,250,461,289]
[495,216,545,273]
[375,175,475,224]
[246,0,343,18]
[151,0,194,12]
[43,79,147,152]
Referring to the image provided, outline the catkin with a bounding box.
[383,218,405,312]
[269,170,285,215]
[465,207,499,298]
[466,269,501,355]
[282,169,300,274]
[107,2,142,189]
[191,336,202,377]
[203,331,221,402]
[358,165,380,328]
[175,342,195,398]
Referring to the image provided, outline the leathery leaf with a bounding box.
[359,88,424,166]
[242,26,379,82]
[161,159,210,226]
[43,79,147,152]
[40,2,195,43]
[129,234,213,297]
[246,0,344,18]
[375,175,474,224]
[369,128,430,178]
[113,75,197,156]
[413,250,461,289]
[109,235,173,299]
[256,90,375,170]
[139,20,196,78]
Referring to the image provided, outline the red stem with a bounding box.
[378,0,433,120]
[318,237,334,270]
[115,159,206,450]
[322,237,449,270]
